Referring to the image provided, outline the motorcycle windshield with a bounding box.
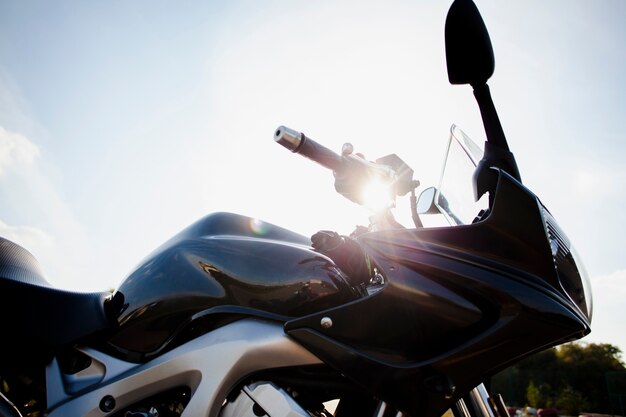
[435,125,489,225]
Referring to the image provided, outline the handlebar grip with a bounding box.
[274,126,342,172]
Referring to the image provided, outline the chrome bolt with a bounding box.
[320,317,333,329]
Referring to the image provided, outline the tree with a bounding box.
[491,342,625,413]
[526,381,540,408]
[554,385,589,415]
[526,381,553,408]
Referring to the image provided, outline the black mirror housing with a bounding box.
[445,0,495,86]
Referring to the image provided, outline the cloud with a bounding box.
[0,126,40,176]
[0,219,53,254]
[0,126,95,290]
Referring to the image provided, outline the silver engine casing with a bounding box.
[46,320,321,417]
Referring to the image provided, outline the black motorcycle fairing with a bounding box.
[285,170,591,417]
[0,237,112,364]
[107,212,361,360]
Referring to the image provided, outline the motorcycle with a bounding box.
[0,1,592,416]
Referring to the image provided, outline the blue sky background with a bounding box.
[1,1,624,353]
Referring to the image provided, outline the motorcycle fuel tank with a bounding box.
[107,212,359,360]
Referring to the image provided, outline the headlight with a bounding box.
[570,244,593,321]
[542,208,593,321]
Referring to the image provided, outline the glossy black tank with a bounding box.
[107,212,359,360]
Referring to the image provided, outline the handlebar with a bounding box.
[274,125,423,228]
[274,126,343,172]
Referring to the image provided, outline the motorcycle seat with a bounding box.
[0,237,112,359]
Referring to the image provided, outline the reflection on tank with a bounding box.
[108,212,359,357]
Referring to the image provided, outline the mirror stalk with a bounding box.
[471,82,522,202]
[410,190,424,228]
[472,83,508,151]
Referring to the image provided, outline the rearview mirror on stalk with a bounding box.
[445,0,522,200]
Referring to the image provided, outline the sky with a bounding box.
[0,1,624,355]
